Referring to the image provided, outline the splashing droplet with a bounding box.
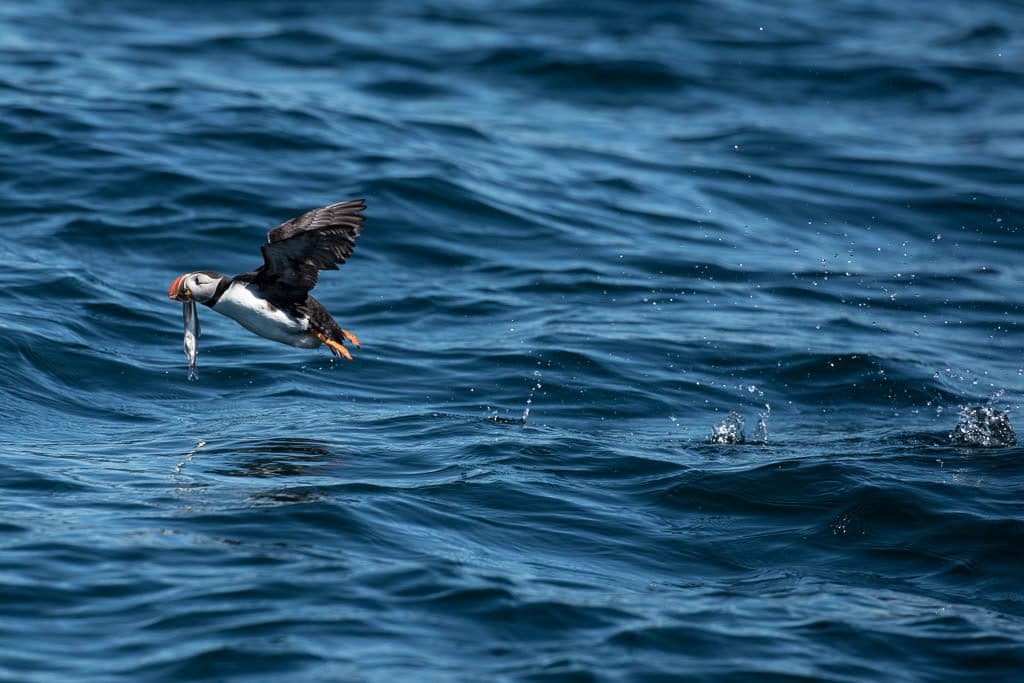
[708,411,745,444]
[949,405,1016,448]
[521,370,543,425]
[753,403,771,444]
[175,439,207,473]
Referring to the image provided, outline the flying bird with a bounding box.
[168,199,365,361]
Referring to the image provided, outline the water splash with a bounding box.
[753,403,771,444]
[484,410,521,425]
[949,404,1016,448]
[706,385,771,445]
[175,439,207,473]
[708,411,745,444]
[522,370,542,424]
[484,370,543,426]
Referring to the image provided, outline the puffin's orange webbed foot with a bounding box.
[314,331,354,360]
[341,329,360,348]
[328,340,353,361]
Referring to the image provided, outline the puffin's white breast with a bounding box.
[211,282,315,347]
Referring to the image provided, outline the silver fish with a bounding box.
[183,299,200,380]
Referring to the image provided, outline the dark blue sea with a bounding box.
[2,1,1023,680]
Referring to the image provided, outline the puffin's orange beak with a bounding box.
[168,274,189,301]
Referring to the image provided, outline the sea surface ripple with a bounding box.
[1,1,1022,681]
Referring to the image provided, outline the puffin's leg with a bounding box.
[313,331,353,360]
[340,329,361,348]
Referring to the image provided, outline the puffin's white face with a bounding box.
[168,271,223,304]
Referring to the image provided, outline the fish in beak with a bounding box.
[168,274,190,301]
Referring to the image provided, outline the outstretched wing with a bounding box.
[253,199,365,303]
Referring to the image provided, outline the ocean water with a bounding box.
[1,0,1023,680]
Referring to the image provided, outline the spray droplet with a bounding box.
[521,370,543,425]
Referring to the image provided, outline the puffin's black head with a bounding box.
[167,271,226,304]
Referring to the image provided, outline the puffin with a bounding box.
[167,199,365,360]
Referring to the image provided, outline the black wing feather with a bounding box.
[251,199,365,303]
